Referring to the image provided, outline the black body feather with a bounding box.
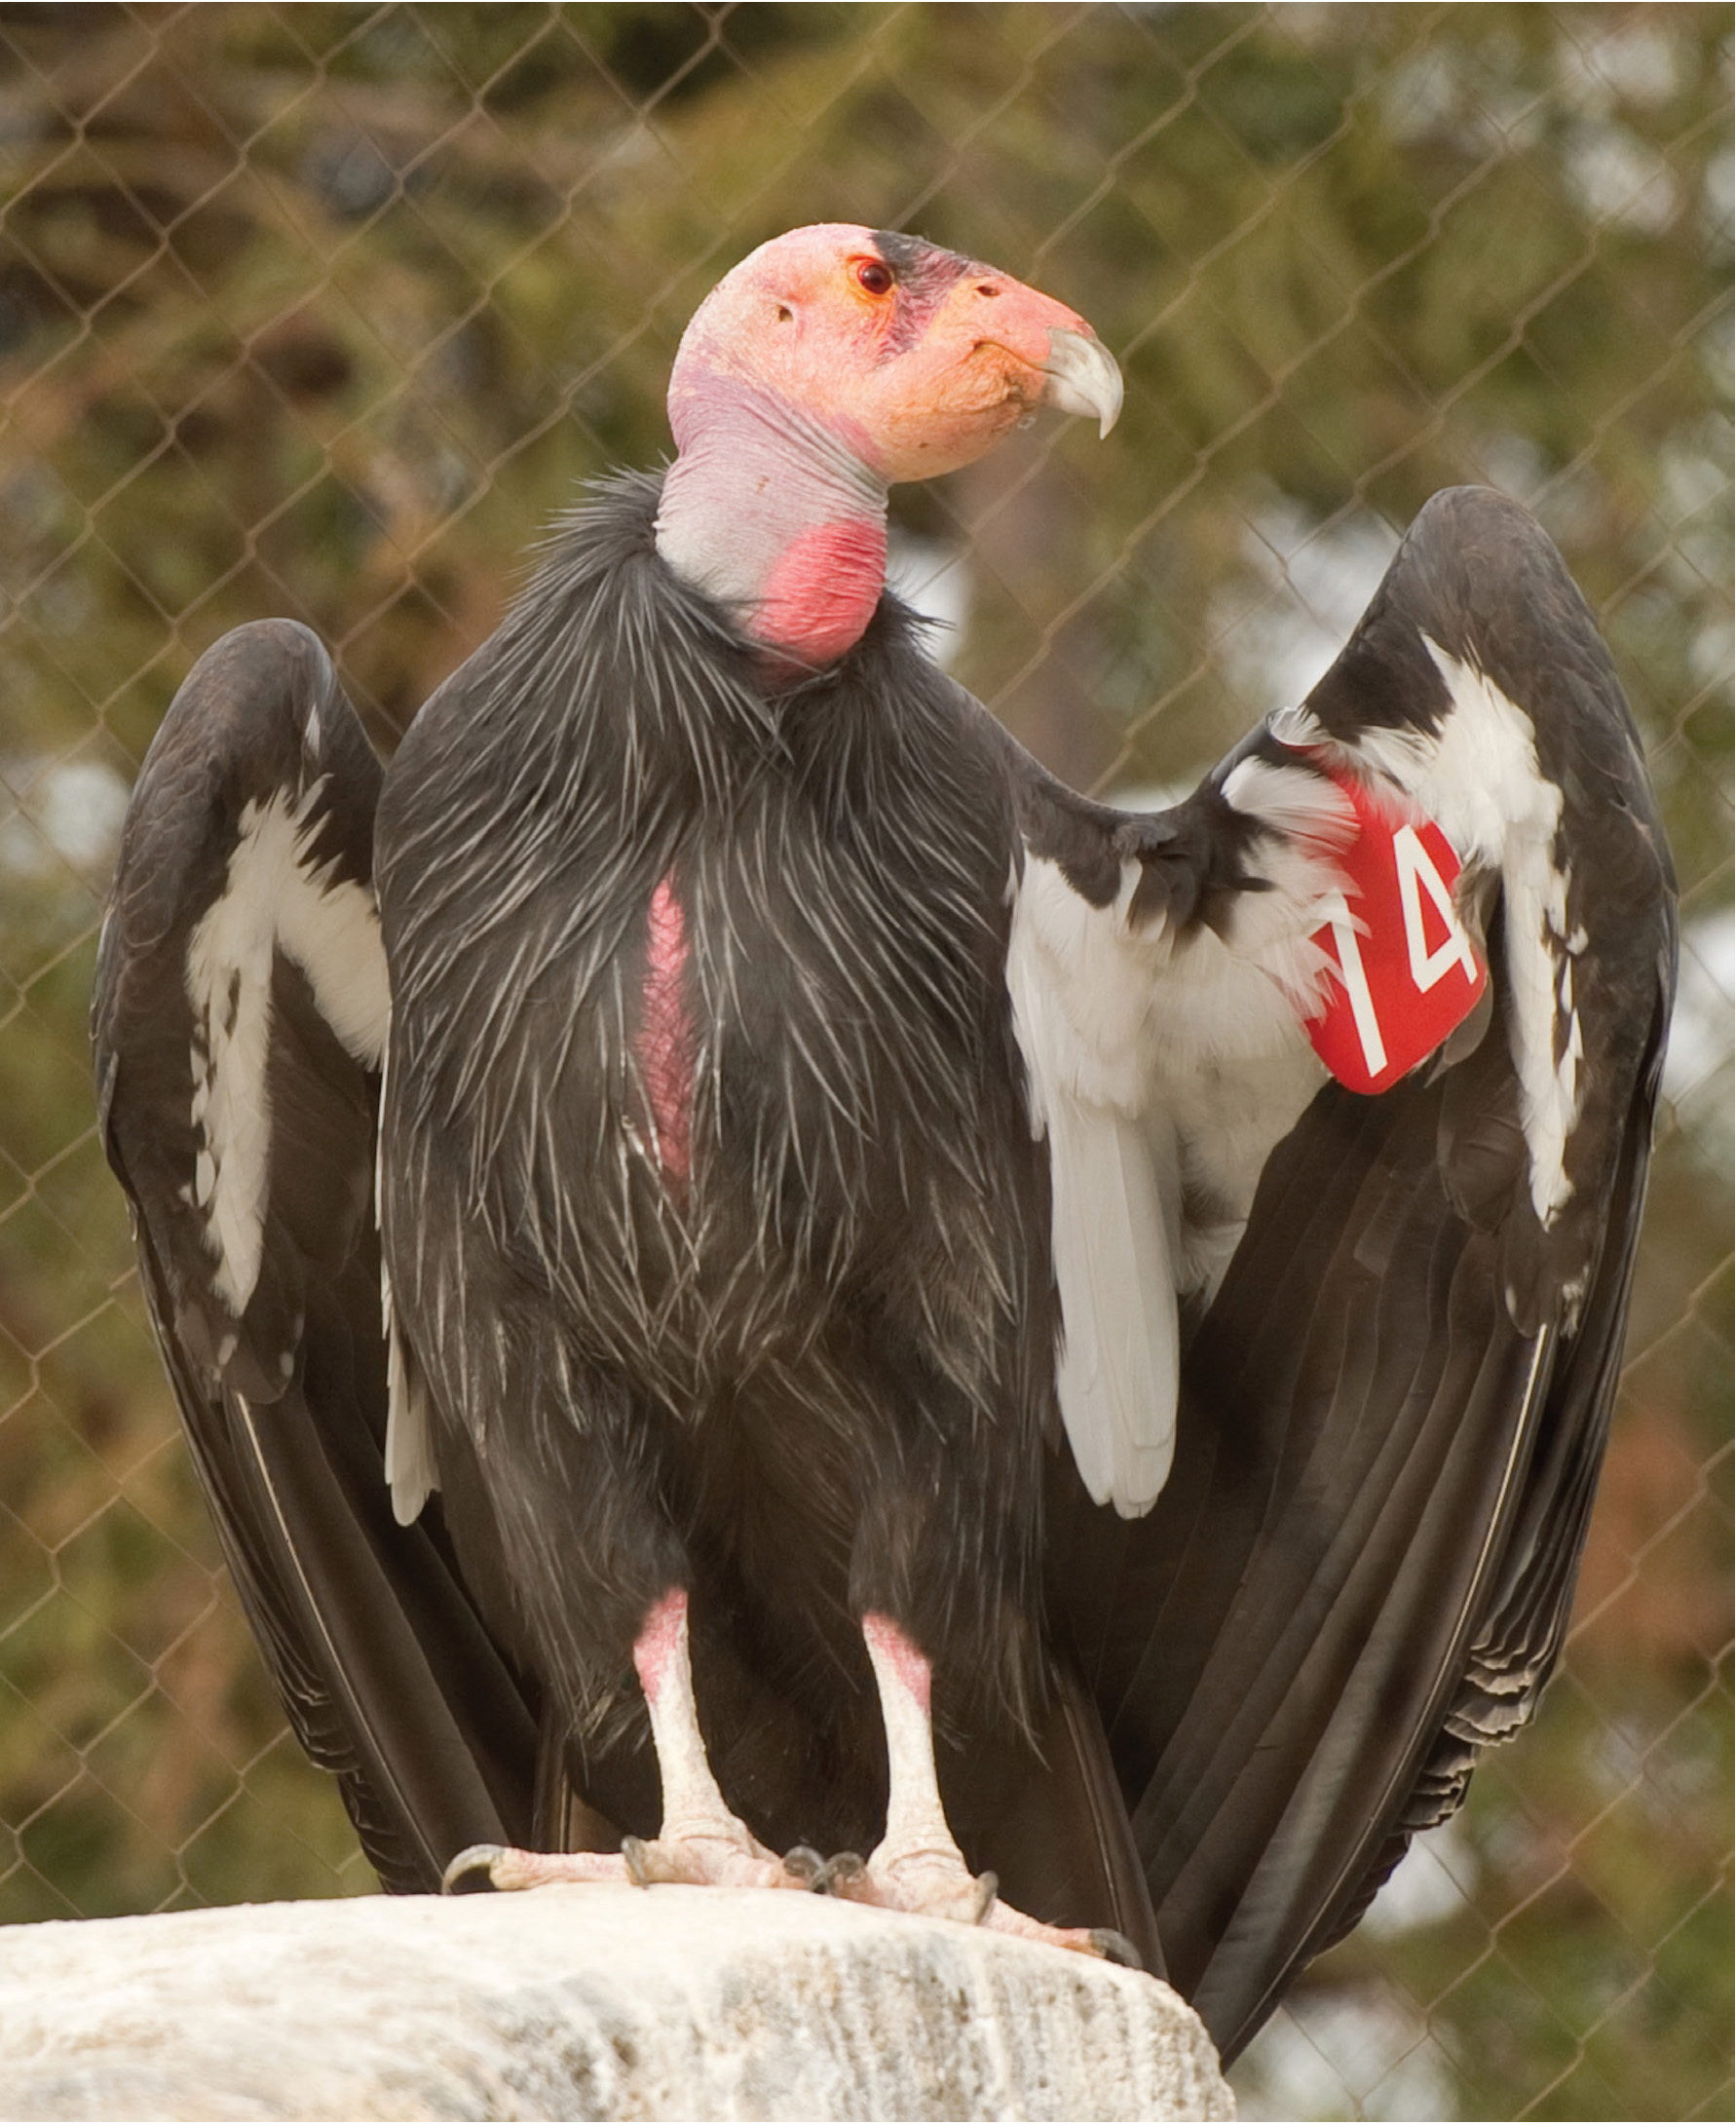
[376,475,1072,1871]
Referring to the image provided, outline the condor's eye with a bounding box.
[854,258,895,298]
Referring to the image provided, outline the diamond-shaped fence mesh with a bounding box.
[0,5,1728,2116]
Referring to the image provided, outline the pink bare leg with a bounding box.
[442,1590,795,1895]
[619,1589,791,1886]
[815,1613,1137,1962]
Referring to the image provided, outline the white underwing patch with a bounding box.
[1006,854,1178,1517]
[1219,756,1359,1022]
[1006,828,1337,1517]
[184,784,390,1318]
[1281,643,1582,1224]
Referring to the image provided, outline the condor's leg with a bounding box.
[817,1613,1138,1962]
[616,1589,797,1887]
[419,1302,801,1896]
[445,1588,799,1893]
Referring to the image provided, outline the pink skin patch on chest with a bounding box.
[755,516,887,667]
[638,874,696,1188]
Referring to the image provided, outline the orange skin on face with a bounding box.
[668,223,1097,485]
[657,225,1113,668]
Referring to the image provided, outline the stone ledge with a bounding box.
[0,1882,1232,2120]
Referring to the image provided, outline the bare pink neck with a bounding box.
[654,375,889,670]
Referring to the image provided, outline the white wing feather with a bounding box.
[1007,763,1352,1519]
[1007,853,1181,1517]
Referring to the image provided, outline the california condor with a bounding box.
[93,224,1676,2061]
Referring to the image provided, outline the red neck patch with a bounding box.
[1304,765,1487,1096]
[754,516,887,666]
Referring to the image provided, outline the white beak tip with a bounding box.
[1041,328,1124,438]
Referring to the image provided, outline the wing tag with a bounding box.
[1303,765,1486,1095]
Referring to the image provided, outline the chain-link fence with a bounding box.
[0,5,1728,2116]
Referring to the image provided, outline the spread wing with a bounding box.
[1009,487,1677,2060]
[93,621,539,1892]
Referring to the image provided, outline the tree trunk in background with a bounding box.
[953,449,1121,794]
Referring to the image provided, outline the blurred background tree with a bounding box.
[0,5,1727,2116]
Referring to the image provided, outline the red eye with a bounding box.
[854,258,895,297]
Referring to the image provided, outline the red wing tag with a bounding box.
[1304,764,1487,1095]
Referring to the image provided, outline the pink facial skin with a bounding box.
[655,225,1112,669]
[670,224,1097,484]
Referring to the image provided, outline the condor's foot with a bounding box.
[621,1813,803,1891]
[841,1615,1143,1964]
[442,1820,806,1897]
[808,1842,1141,1966]
[442,1842,629,1893]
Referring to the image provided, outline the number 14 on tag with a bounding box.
[1303,766,1487,1096]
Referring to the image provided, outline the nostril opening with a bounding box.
[975,284,1000,298]
[774,304,794,323]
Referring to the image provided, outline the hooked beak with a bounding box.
[1040,328,1123,437]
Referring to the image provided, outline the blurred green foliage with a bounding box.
[0,6,1728,2117]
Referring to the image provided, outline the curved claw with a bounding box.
[1088,1927,1144,1969]
[621,1835,655,1889]
[968,1869,1000,1926]
[781,1844,826,1885]
[441,1843,507,1895]
[806,1850,866,1896]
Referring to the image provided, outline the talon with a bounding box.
[1088,1927,1143,1969]
[969,1870,999,1925]
[808,1850,866,1896]
[782,1844,825,1884]
[622,1835,654,1888]
[441,1843,508,1895]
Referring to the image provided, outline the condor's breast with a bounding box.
[374,680,1046,1388]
